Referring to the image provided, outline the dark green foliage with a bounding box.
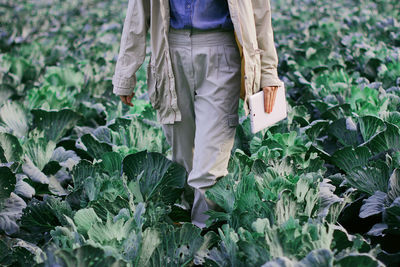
[123,151,187,204]
[0,0,398,265]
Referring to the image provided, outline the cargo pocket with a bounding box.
[228,113,239,127]
[224,113,239,136]
[147,63,161,110]
[219,113,239,158]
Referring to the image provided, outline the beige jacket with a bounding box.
[112,0,283,124]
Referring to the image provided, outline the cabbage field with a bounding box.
[0,0,399,266]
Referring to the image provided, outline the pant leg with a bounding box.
[161,32,196,209]
[188,32,241,228]
[161,46,195,174]
[161,29,241,228]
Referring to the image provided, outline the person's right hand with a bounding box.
[119,91,135,107]
[262,86,278,113]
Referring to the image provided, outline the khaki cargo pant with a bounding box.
[161,28,241,228]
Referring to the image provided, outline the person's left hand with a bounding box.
[119,91,135,107]
[263,86,278,113]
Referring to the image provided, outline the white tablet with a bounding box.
[248,82,287,134]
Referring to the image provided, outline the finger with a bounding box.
[268,87,275,113]
[265,87,272,113]
[263,87,268,113]
[266,87,271,113]
[127,92,135,107]
[120,96,129,106]
[268,88,273,113]
[271,87,278,112]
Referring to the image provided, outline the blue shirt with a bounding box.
[169,0,234,30]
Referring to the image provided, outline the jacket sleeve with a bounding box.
[252,0,283,88]
[112,0,150,96]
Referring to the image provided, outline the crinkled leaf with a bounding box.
[0,132,22,163]
[48,174,68,196]
[100,152,122,176]
[31,108,81,142]
[23,137,56,171]
[0,166,15,201]
[0,193,26,235]
[359,191,387,218]
[346,161,390,196]
[303,120,330,141]
[332,224,363,251]
[109,116,164,154]
[21,155,49,184]
[261,249,334,267]
[0,101,29,138]
[0,237,43,266]
[358,115,385,143]
[71,159,101,188]
[55,244,127,267]
[193,231,220,265]
[320,104,352,121]
[331,146,371,173]
[385,197,400,226]
[366,223,388,237]
[387,169,400,203]
[44,66,84,87]
[19,197,70,234]
[382,111,400,126]
[137,228,161,266]
[50,146,80,170]
[205,174,236,214]
[335,253,384,267]
[299,249,334,267]
[93,126,112,144]
[89,196,130,222]
[87,213,136,245]
[0,238,12,265]
[14,174,35,199]
[80,133,112,160]
[261,257,294,267]
[275,191,298,225]
[202,224,242,267]
[149,223,218,267]
[328,117,360,146]
[8,238,45,265]
[123,151,186,204]
[318,179,343,219]
[73,208,102,235]
[366,123,400,155]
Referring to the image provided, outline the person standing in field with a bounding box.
[112,0,283,229]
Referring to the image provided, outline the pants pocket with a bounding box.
[222,44,241,72]
[223,113,239,136]
[228,113,239,127]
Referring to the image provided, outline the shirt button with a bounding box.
[187,4,190,8]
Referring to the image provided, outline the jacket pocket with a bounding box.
[147,62,161,110]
